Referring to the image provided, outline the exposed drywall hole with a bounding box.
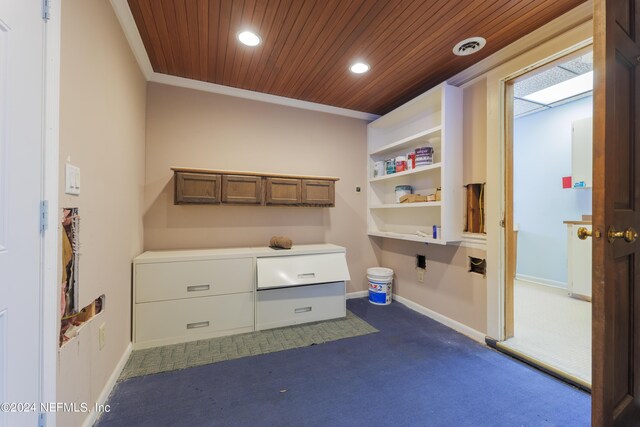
[356,186,361,193]
[464,183,486,234]
[469,257,486,276]
[416,254,426,269]
[95,294,104,314]
[60,295,105,346]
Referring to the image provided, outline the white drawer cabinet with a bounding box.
[257,253,351,289]
[256,282,346,330]
[133,244,350,349]
[135,258,253,303]
[135,293,254,347]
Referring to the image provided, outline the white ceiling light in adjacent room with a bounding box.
[452,37,486,56]
[237,31,261,46]
[523,71,593,105]
[350,62,370,74]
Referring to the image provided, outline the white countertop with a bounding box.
[134,243,346,264]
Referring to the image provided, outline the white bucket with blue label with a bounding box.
[367,267,394,305]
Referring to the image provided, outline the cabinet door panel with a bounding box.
[175,172,221,204]
[265,178,301,205]
[221,175,263,204]
[301,179,335,206]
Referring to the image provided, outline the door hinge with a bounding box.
[42,0,50,21]
[40,200,48,234]
[38,412,46,427]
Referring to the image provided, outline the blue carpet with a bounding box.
[97,299,590,426]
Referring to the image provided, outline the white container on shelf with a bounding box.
[395,185,412,203]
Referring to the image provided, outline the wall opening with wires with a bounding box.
[469,257,487,276]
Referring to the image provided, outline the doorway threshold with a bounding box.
[487,338,591,393]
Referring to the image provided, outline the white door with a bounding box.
[0,1,46,426]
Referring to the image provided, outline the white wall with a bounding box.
[514,96,592,286]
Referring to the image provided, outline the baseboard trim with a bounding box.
[346,291,368,299]
[516,274,567,290]
[82,342,133,427]
[392,295,487,344]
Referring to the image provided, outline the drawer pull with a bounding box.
[294,306,312,314]
[187,284,210,292]
[186,321,210,329]
[297,273,316,279]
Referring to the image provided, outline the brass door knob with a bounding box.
[608,226,638,243]
[577,227,592,240]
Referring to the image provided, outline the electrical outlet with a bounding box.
[417,269,425,283]
[98,323,106,350]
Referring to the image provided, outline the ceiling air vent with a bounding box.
[453,37,486,56]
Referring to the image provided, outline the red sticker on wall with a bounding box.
[562,176,572,189]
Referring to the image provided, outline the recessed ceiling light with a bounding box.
[237,31,261,47]
[350,62,370,74]
[453,37,486,56]
[523,71,593,105]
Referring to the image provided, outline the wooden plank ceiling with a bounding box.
[128,0,586,115]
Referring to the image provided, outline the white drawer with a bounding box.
[256,282,345,330]
[256,253,350,289]
[135,258,253,303]
[134,292,254,347]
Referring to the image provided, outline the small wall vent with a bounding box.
[453,37,486,56]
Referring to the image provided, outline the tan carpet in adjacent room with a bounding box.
[501,280,591,386]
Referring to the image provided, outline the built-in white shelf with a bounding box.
[370,202,442,209]
[366,82,462,245]
[369,163,441,183]
[368,231,446,245]
[368,125,442,157]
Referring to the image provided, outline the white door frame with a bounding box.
[41,1,61,425]
[484,22,593,340]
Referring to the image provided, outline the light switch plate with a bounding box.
[65,163,80,195]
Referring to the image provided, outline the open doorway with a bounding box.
[499,49,593,389]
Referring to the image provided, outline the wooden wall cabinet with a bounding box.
[302,179,335,206]
[172,168,338,207]
[222,175,263,204]
[175,172,221,204]
[265,178,301,205]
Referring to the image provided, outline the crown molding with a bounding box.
[148,72,379,120]
[109,0,378,121]
[109,0,153,80]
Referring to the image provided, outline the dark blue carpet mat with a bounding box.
[97,298,590,426]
